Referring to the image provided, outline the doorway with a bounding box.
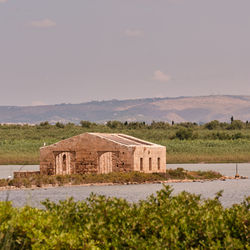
[98,152,113,174]
[55,152,73,175]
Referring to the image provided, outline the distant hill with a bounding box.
[1,95,250,124]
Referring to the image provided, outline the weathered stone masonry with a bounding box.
[40,133,166,175]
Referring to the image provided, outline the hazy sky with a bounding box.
[0,0,249,106]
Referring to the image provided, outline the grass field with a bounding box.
[1,122,250,164]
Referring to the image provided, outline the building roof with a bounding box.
[41,132,163,149]
[89,133,156,146]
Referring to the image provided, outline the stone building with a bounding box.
[40,133,166,175]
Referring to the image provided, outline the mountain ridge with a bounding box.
[1,95,250,124]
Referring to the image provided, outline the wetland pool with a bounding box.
[0,163,249,207]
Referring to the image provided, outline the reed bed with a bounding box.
[1,122,250,164]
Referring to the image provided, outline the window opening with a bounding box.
[149,157,152,171]
[157,157,161,170]
[62,154,66,171]
[140,158,143,171]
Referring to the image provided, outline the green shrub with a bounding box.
[232,132,244,140]
[106,120,124,129]
[0,179,8,187]
[227,120,245,130]
[168,168,187,179]
[55,122,65,128]
[80,120,92,128]
[39,121,50,127]
[0,186,249,249]
[211,132,231,140]
[175,128,193,140]
[150,121,171,129]
[204,120,220,130]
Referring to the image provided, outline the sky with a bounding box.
[0,0,249,106]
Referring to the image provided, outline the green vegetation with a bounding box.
[1,120,250,164]
[0,185,249,249]
[0,169,222,188]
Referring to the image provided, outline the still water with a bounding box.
[0,164,249,208]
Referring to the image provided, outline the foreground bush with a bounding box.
[0,186,249,249]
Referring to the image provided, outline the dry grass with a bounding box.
[0,153,39,165]
[0,170,222,188]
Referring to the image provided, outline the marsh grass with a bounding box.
[1,123,250,164]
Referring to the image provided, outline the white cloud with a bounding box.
[31,19,56,28]
[125,29,144,38]
[153,70,171,82]
[0,0,8,3]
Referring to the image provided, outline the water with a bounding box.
[0,164,249,208]
[0,165,39,179]
[167,163,250,178]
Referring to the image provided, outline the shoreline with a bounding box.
[0,176,247,191]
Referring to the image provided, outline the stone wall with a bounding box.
[40,133,135,175]
[14,171,40,178]
[133,146,166,173]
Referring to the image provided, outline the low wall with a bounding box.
[14,171,40,178]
